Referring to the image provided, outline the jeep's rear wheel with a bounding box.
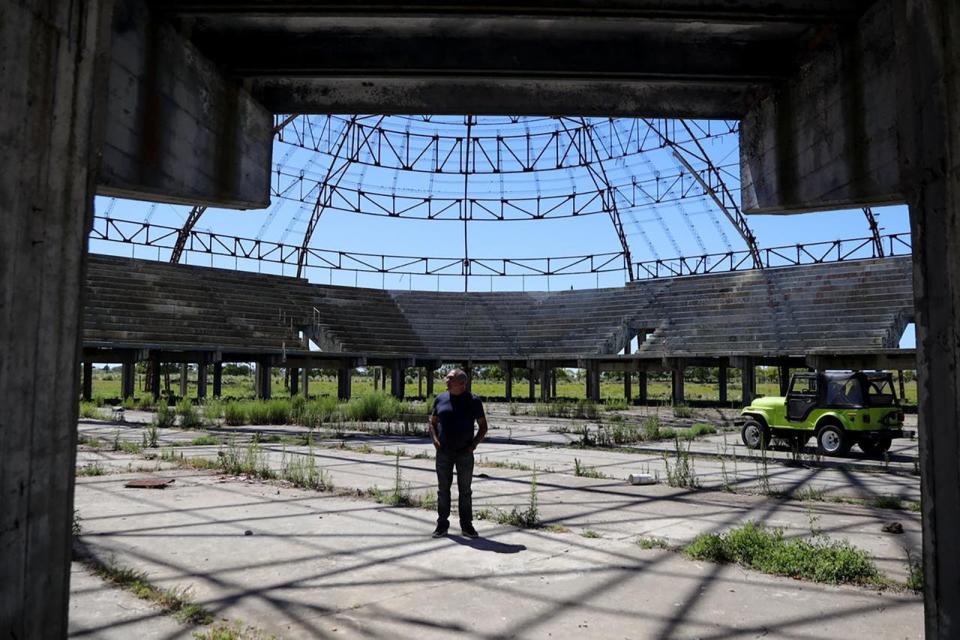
[741,420,770,450]
[859,435,892,457]
[817,424,850,456]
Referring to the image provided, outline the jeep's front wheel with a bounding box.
[817,424,850,456]
[741,419,770,450]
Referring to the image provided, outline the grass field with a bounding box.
[85,369,918,405]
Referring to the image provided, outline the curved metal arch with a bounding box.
[862,206,885,257]
[558,117,635,281]
[643,119,762,269]
[170,205,207,264]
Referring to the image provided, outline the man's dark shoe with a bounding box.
[461,524,480,538]
[431,526,449,538]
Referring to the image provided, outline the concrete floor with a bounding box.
[71,410,923,639]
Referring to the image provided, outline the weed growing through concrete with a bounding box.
[478,458,534,472]
[871,494,904,510]
[79,552,213,625]
[474,507,494,521]
[684,521,881,586]
[672,404,695,419]
[77,462,106,477]
[905,551,924,592]
[794,486,826,502]
[280,448,333,492]
[496,467,542,528]
[191,435,218,446]
[72,510,82,536]
[663,439,699,488]
[370,450,415,506]
[154,403,175,430]
[581,530,602,538]
[636,537,670,550]
[192,620,278,640]
[573,458,609,479]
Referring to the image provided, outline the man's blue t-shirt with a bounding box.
[432,391,485,452]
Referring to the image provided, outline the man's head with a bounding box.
[444,369,468,396]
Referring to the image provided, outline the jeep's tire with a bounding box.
[741,420,770,450]
[859,436,892,457]
[817,424,850,456]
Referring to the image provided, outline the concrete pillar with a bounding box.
[504,363,513,401]
[671,367,685,405]
[289,367,299,396]
[426,367,435,397]
[417,368,423,397]
[585,366,601,402]
[551,372,557,398]
[0,0,113,634]
[82,362,93,402]
[121,360,136,400]
[779,364,791,396]
[337,366,352,400]
[256,361,272,400]
[213,362,223,398]
[391,365,406,400]
[528,369,536,401]
[179,363,189,399]
[540,368,550,402]
[718,363,728,404]
[638,371,648,404]
[150,357,162,401]
[464,361,473,393]
[196,362,207,400]
[623,340,632,400]
[741,360,756,406]
[896,3,960,631]
[898,370,907,403]
[301,368,310,399]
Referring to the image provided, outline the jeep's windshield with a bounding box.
[865,376,898,406]
[825,377,865,406]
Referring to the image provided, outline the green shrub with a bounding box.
[201,398,224,425]
[223,402,247,426]
[684,522,880,585]
[672,404,695,418]
[154,403,175,429]
[642,415,662,440]
[604,398,628,411]
[136,396,156,411]
[176,398,202,428]
[79,402,101,420]
[347,393,400,422]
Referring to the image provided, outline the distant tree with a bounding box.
[223,363,251,376]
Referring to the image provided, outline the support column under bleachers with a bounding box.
[179,363,188,399]
[741,359,756,406]
[623,341,632,400]
[426,367,434,397]
[464,361,473,393]
[213,362,223,398]
[82,362,93,402]
[671,367,685,405]
[638,372,648,404]
[718,362,728,404]
[256,360,272,400]
[289,367,299,396]
[540,369,550,402]
[150,355,162,401]
[504,363,513,401]
[391,365,405,399]
[528,369,536,401]
[196,361,208,400]
[585,365,601,403]
[301,368,310,398]
[779,364,790,396]
[121,359,136,400]
[338,366,352,400]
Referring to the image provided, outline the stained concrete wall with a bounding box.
[0,0,114,635]
[97,0,272,209]
[740,0,902,213]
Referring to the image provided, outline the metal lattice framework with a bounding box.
[275,115,738,174]
[91,215,912,282]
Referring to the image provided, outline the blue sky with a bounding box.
[90,116,914,345]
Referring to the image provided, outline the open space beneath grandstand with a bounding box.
[70,405,923,639]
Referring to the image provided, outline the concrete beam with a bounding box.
[805,351,917,371]
[97,0,272,208]
[0,1,113,634]
[740,0,903,213]
[894,0,960,634]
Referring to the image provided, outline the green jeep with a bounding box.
[738,371,905,457]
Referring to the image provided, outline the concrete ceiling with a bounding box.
[154,0,877,117]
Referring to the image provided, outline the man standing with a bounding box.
[429,368,488,538]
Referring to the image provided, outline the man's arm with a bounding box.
[472,416,488,450]
[429,414,441,449]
